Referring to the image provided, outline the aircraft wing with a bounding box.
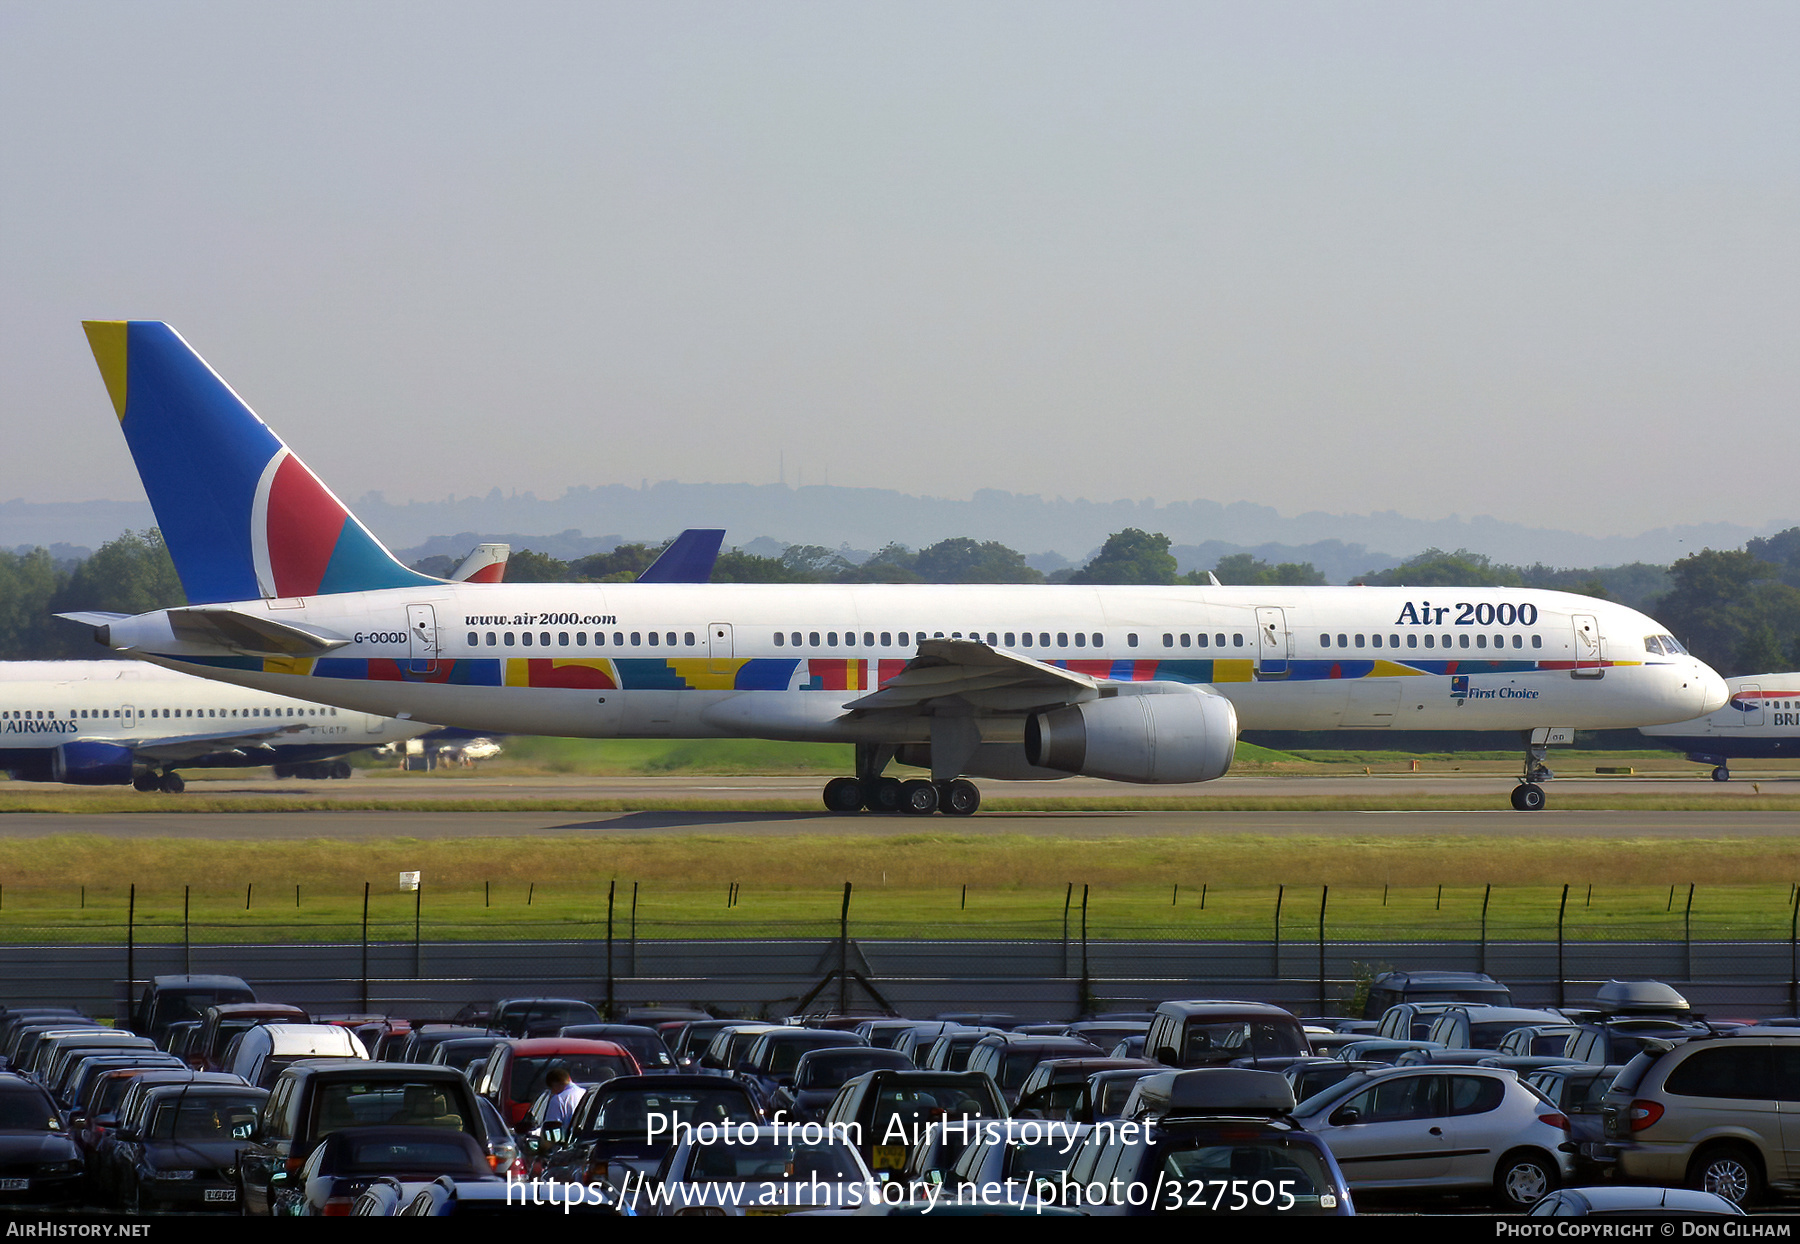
[127,722,309,766]
[843,639,1099,714]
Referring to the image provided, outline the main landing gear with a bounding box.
[1510,731,1554,812]
[1712,765,1732,783]
[821,745,981,816]
[133,769,185,793]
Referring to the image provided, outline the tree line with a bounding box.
[6,526,1800,678]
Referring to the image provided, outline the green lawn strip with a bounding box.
[2,833,1797,943]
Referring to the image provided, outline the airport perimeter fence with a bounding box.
[4,879,1800,1020]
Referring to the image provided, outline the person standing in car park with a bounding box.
[543,1067,583,1126]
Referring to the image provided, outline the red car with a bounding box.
[472,1039,640,1127]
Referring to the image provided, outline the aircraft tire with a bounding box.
[822,777,864,813]
[159,772,185,794]
[272,764,292,779]
[331,760,352,779]
[899,779,939,815]
[1712,766,1731,782]
[942,779,981,816]
[133,773,159,793]
[864,777,904,813]
[1512,782,1545,812]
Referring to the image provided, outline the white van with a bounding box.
[227,1022,368,1089]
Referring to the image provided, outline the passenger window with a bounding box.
[467,631,477,645]
[630,632,641,645]
[1126,633,1136,648]
[576,632,587,646]
[1196,633,1208,648]
[615,632,625,646]
[882,633,892,646]
[1458,634,1469,649]
[1407,634,1417,648]
[774,632,785,646]
[504,632,515,647]
[1442,634,1451,648]
[542,632,552,646]
[1006,633,1017,646]
[864,633,874,646]
[827,632,838,647]
[665,632,675,646]
[1513,635,1522,649]
[1180,634,1191,648]
[521,631,533,647]
[809,633,820,647]
[1039,633,1049,646]
[1021,633,1033,647]
[1074,633,1086,648]
[685,632,696,646]
[1392,634,1401,647]
[1337,634,1347,648]
[558,632,569,646]
[791,633,801,647]
[486,631,497,645]
[647,631,658,646]
[1163,634,1174,648]
[1355,635,1365,648]
[1057,633,1068,647]
[1476,635,1487,649]
[987,633,997,645]
[1093,634,1103,647]
[1371,634,1381,648]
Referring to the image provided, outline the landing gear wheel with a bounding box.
[822,777,864,813]
[158,771,185,794]
[941,779,981,816]
[1493,1148,1557,1209]
[899,779,939,815]
[272,763,293,779]
[864,777,904,813]
[1712,766,1731,782]
[331,760,352,780]
[1510,783,1545,812]
[133,773,158,792]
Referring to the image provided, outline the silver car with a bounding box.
[1291,1065,1574,1208]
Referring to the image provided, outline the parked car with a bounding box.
[0,1074,86,1206]
[822,1070,1005,1177]
[1011,1057,1160,1120]
[732,1027,869,1110]
[235,1060,486,1215]
[921,1028,1006,1072]
[1363,972,1511,1020]
[1061,1068,1354,1216]
[1291,1064,1573,1208]
[556,1024,678,1074]
[189,1003,310,1071]
[1599,1030,1800,1206]
[1497,1024,1581,1057]
[128,975,256,1044]
[1525,1063,1624,1178]
[768,1048,913,1123]
[111,1081,266,1212]
[1144,1001,1308,1069]
[1565,1017,1711,1066]
[1525,1185,1744,1217]
[635,1122,875,1216]
[536,1074,765,1189]
[966,1035,1103,1108]
[226,1023,369,1089]
[470,1039,640,1128]
[487,999,602,1039]
[283,1126,495,1215]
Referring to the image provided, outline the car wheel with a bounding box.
[1493,1148,1557,1208]
[1690,1143,1763,1206]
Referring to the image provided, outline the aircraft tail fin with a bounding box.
[448,543,510,584]
[80,321,436,604]
[637,529,726,583]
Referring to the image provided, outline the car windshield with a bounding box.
[1005,1140,1083,1181]
[1183,1022,1307,1065]
[869,1083,1001,1139]
[584,1088,756,1138]
[313,1081,466,1136]
[149,1094,262,1140]
[511,1054,633,1101]
[796,1053,905,1090]
[0,1087,58,1131]
[1158,1138,1340,1215]
[682,1138,864,1184]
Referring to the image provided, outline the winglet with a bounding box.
[637,529,726,583]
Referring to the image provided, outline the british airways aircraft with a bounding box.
[1639,672,1800,781]
[60,322,1729,813]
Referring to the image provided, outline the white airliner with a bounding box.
[0,660,435,792]
[1639,672,1800,781]
[60,322,1729,812]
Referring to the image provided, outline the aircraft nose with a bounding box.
[1693,661,1729,714]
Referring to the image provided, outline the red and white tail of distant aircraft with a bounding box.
[60,321,1728,813]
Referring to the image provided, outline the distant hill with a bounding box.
[2,484,1781,580]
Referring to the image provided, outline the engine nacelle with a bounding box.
[1025,684,1238,784]
[50,741,137,786]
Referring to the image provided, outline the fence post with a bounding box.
[838,882,852,1016]
[1790,886,1798,1015]
[1317,886,1328,1016]
[183,886,191,975]
[630,881,638,974]
[606,880,616,1020]
[360,882,370,1013]
[1273,885,1284,979]
[126,884,135,1024]
[1079,884,1090,1016]
[1684,883,1695,981]
[1479,884,1491,974]
[1555,884,1569,1009]
[413,882,422,978]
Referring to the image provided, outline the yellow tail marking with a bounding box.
[82,321,130,420]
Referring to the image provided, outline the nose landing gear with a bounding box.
[1510,730,1556,811]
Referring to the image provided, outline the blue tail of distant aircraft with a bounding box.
[81,321,435,605]
[638,529,726,583]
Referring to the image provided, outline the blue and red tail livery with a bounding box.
[82,322,434,604]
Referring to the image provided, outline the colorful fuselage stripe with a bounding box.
[169,654,1646,693]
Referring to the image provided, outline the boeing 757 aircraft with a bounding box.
[60,322,1728,812]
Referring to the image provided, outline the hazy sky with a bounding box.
[3,2,1796,538]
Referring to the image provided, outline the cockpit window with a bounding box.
[1661,634,1688,655]
[1643,635,1666,655]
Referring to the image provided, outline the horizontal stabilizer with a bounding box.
[844,639,1097,712]
[166,607,351,657]
[638,529,726,583]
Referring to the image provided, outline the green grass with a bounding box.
[3,834,1799,943]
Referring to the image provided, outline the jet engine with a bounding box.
[1024,684,1238,784]
[50,741,137,786]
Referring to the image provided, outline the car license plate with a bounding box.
[0,1180,27,1192]
[871,1146,906,1170]
[205,1188,235,1202]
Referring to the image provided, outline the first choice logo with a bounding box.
[1394,601,1539,627]
[1451,676,1539,701]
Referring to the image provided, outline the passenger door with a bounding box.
[1317,1074,1451,1186]
[407,604,439,675]
[1571,614,1603,679]
[708,623,734,674]
[1255,608,1290,679]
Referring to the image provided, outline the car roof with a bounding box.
[1154,1000,1297,1019]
